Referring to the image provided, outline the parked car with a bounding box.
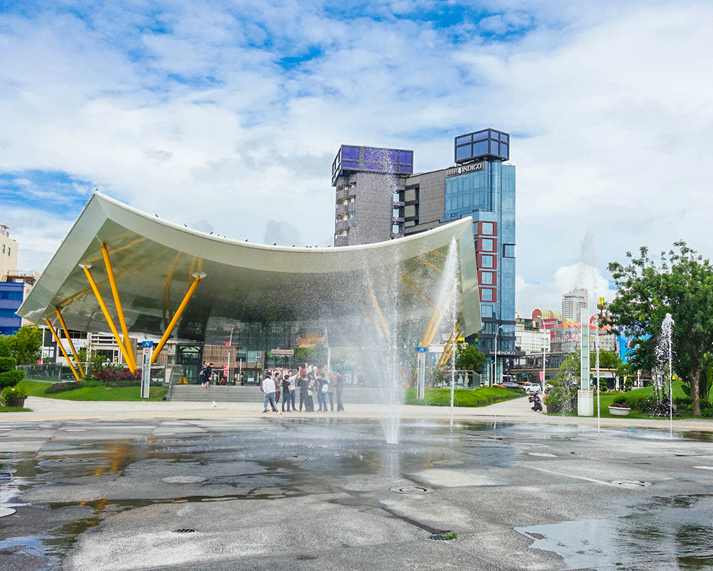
[522,382,541,394]
[502,381,520,390]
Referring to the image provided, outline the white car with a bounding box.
[522,382,541,394]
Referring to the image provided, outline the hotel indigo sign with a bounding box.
[447,162,485,177]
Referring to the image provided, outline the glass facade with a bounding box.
[454,129,510,164]
[443,151,516,374]
[0,282,23,336]
[331,145,414,185]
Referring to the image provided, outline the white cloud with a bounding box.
[1,0,712,316]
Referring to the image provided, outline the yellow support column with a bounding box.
[366,282,389,336]
[54,308,85,378]
[151,273,205,365]
[80,264,136,373]
[45,319,82,382]
[437,321,461,369]
[362,302,384,338]
[424,287,457,347]
[100,243,137,371]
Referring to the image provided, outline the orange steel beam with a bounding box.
[418,255,442,274]
[366,282,389,336]
[54,308,85,378]
[101,243,137,371]
[424,287,457,347]
[80,264,136,372]
[399,273,433,306]
[45,318,82,382]
[437,321,461,369]
[151,273,204,365]
[362,301,384,338]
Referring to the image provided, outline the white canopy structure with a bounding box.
[19,192,480,380]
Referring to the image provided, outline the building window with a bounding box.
[479,271,495,285]
[480,222,495,235]
[480,288,495,302]
[7,248,9,256]
[391,224,400,234]
[1,245,4,253]
[479,255,495,269]
[481,304,494,318]
[479,238,495,252]
[503,244,515,258]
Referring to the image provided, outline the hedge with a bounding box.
[0,370,25,389]
[0,356,16,372]
[43,379,163,394]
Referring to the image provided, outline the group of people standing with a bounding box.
[260,365,344,414]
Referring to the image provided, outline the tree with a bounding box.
[455,343,487,371]
[0,336,24,389]
[543,352,580,414]
[6,326,43,365]
[607,241,713,416]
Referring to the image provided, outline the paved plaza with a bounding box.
[1,397,712,570]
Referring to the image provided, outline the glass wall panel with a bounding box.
[473,140,488,155]
[456,145,471,161]
[343,146,359,160]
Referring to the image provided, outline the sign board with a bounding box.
[446,162,485,178]
[271,349,295,356]
[140,341,153,399]
[416,348,426,400]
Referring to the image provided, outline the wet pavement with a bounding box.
[0,412,712,570]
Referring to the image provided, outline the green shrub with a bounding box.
[2,385,29,405]
[622,395,657,413]
[0,370,24,389]
[43,381,84,394]
[0,356,16,372]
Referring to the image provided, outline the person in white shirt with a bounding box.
[287,371,298,411]
[261,373,279,413]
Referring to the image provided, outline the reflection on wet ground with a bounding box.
[518,495,713,570]
[0,417,712,570]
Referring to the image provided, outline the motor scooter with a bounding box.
[531,393,543,412]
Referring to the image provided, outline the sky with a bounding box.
[1,0,712,317]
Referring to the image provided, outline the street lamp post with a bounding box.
[541,319,548,390]
[493,324,504,386]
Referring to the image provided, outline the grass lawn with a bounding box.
[549,381,708,419]
[17,380,168,402]
[405,386,524,407]
[0,406,32,413]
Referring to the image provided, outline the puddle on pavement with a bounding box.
[1,418,712,570]
[517,494,713,570]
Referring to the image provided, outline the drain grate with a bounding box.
[391,486,432,494]
[429,460,464,466]
[173,528,197,533]
[162,476,206,484]
[611,480,652,488]
[429,532,457,541]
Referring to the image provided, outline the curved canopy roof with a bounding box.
[19,192,480,344]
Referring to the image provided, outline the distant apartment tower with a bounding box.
[0,224,22,335]
[332,129,516,384]
[332,146,414,246]
[562,288,588,321]
[0,224,18,280]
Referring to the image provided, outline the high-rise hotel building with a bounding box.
[331,129,516,383]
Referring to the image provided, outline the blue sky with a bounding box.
[1,0,712,314]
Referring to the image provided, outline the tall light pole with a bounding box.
[493,324,504,386]
[540,318,548,390]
